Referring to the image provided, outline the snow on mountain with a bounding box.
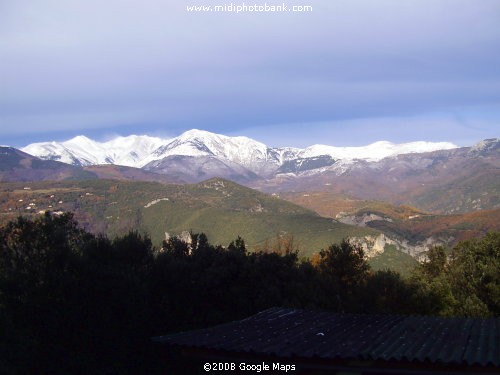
[22,136,96,166]
[97,135,166,167]
[299,141,457,162]
[22,135,165,167]
[469,138,499,154]
[21,129,459,173]
[143,129,273,169]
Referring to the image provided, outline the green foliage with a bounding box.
[411,232,500,317]
[447,232,500,316]
[315,239,370,312]
[162,235,190,258]
[0,213,498,373]
[369,244,419,275]
[421,246,447,279]
[318,239,370,289]
[361,270,421,314]
[227,235,246,254]
[0,213,155,373]
[111,230,153,270]
[0,179,377,256]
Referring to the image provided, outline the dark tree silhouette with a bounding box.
[0,213,497,374]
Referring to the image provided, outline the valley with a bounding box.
[282,191,500,248]
[1,131,498,274]
[9,132,498,217]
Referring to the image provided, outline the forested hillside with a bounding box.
[0,213,498,373]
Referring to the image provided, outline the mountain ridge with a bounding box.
[5,133,499,215]
[260,138,499,214]
[0,178,378,257]
[21,129,458,172]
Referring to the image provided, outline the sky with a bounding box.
[1,0,499,148]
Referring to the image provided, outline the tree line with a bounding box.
[0,212,498,374]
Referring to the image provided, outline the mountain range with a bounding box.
[12,130,499,215]
[21,129,457,177]
[1,130,499,271]
[263,138,500,214]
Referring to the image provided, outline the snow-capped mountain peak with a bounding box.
[65,135,94,144]
[22,134,168,167]
[21,130,459,174]
[148,129,271,169]
[300,140,457,162]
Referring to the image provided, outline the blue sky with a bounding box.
[1,0,499,148]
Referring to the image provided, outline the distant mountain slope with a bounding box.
[143,155,260,184]
[0,146,177,184]
[83,165,179,184]
[21,129,457,178]
[143,129,284,175]
[22,135,165,167]
[11,131,499,214]
[282,190,500,247]
[366,208,500,245]
[0,178,377,256]
[0,146,97,182]
[281,191,427,220]
[261,138,500,214]
[2,177,479,273]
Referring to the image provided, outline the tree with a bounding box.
[420,246,447,279]
[318,239,370,287]
[190,232,211,254]
[0,213,92,372]
[162,236,190,258]
[411,232,499,317]
[112,230,153,271]
[228,236,246,254]
[316,239,370,311]
[0,212,88,307]
[363,270,419,314]
[448,232,499,316]
[254,233,300,256]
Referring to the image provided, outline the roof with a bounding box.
[154,307,500,368]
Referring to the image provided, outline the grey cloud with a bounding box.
[1,0,499,141]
